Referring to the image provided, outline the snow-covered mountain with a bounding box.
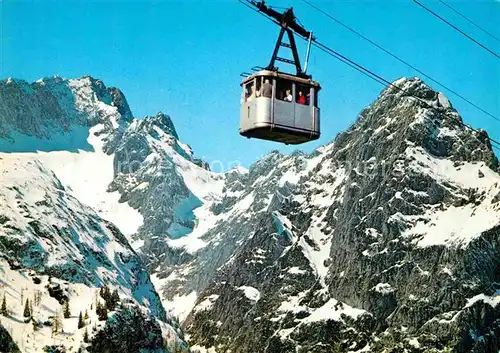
[150,78,498,352]
[0,75,499,353]
[0,76,190,352]
[181,78,500,353]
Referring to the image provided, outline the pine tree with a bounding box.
[109,289,120,310]
[23,298,31,318]
[1,294,7,316]
[32,318,39,331]
[78,311,85,329]
[83,327,89,343]
[63,300,71,318]
[52,310,62,336]
[97,302,107,321]
[99,285,111,303]
[34,290,42,307]
[84,309,89,320]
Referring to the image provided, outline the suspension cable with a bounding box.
[311,39,500,151]
[413,0,500,60]
[438,0,500,43]
[301,0,500,124]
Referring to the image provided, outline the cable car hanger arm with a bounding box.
[247,1,314,77]
[267,26,305,75]
[250,1,313,39]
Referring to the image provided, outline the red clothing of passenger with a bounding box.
[298,95,306,105]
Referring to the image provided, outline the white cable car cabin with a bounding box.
[238,2,321,145]
[240,70,320,145]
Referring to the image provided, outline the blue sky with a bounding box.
[1,0,499,170]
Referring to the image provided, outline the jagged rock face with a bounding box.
[0,152,191,352]
[108,112,200,237]
[0,76,132,151]
[0,75,216,268]
[182,78,500,352]
[101,110,220,275]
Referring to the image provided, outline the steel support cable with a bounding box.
[312,40,500,151]
[413,0,500,60]
[438,0,500,44]
[301,0,500,123]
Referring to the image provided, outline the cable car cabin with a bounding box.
[240,70,321,145]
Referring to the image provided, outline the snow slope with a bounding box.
[22,124,144,238]
[402,146,500,247]
[0,150,186,351]
[1,260,106,353]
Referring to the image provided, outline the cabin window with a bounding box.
[255,77,262,97]
[245,80,255,102]
[295,84,309,105]
[276,78,293,102]
[259,76,273,98]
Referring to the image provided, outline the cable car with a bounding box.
[240,70,321,145]
[240,2,321,145]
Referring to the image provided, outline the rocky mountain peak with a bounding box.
[108,86,134,123]
[382,77,449,103]
[329,77,497,172]
[144,112,179,140]
[79,75,134,123]
[0,75,134,152]
[0,76,196,352]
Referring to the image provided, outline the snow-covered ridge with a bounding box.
[0,73,143,238]
[401,146,500,248]
[0,153,161,310]
[0,75,214,352]
[0,75,132,152]
[0,75,247,331]
[30,124,144,238]
[0,75,226,246]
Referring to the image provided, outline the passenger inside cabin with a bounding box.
[262,79,272,98]
[246,85,255,102]
[297,91,306,105]
[284,89,293,102]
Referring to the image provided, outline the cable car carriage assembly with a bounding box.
[240,1,321,145]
